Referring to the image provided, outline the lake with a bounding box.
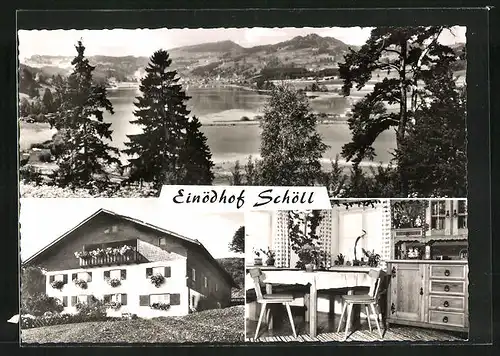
[104,87,396,166]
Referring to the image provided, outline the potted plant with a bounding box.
[74,251,90,260]
[108,278,121,288]
[253,248,262,266]
[150,273,165,288]
[73,279,88,289]
[362,248,381,268]
[50,280,66,290]
[298,244,320,272]
[260,248,276,266]
[151,302,170,310]
[107,301,122,310]
[334,253,345,266]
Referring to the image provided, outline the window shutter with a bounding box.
[87,272,92,282]
[63,274,68,284]
[72,273,77,281]
[146,268,153,277]
[104,294,111,303]
[49,275,55,283]
[121,294,127,306]
[139,295,149,306]
[170,293,181,306]
[121,269,127,280]
[62,296,68,307]
[71,296,77,306]
[164,266,171,278]
[87,295,92,304]
[104,270,110,279]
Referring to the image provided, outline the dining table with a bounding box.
[245,266,377,337]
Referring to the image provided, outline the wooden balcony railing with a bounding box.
[79,250,145,267]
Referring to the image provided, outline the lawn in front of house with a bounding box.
[21,306,244,344]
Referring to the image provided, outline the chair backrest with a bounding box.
[367,269,386,298]
[248,268,264,299]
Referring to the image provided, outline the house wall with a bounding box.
[45,259,189,318]
[186,249,232,308]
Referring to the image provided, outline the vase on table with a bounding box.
[266,258,275,267]
[305,263,314,272]
[254,258,263,266]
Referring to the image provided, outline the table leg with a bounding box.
[266,284,273,330]
[304,293,310,321]
[309,278,317,337]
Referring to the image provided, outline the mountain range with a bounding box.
[21,33,356,82]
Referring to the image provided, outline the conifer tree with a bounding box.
[339,26,459,195]
[42,88,55,113]
[396,67,466,197]
[50,41,120,188]
[123,50,214,189]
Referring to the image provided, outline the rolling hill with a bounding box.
[19,33,466,86]
[20,33,355,82]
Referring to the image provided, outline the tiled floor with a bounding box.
[246,308,468,343]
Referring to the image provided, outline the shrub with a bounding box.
[19,166,44,185]
[240,116,250,121]
[75,296,107,318]
[20,313,113,329]
[21,293,64,317]
[37,151,52,163]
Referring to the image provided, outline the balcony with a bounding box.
[76,238,147,268]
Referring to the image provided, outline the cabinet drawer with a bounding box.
[429,310,465,327]
[430,265,466,279]
[429,295,465,311]
[429,280,465,295]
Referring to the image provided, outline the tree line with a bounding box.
[21,26,466,198]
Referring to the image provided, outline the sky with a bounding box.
[19,198,245,261]
[17,26,466,59]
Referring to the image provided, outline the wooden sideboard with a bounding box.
[386,260,468,333]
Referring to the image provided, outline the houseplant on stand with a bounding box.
[253,248,262,266]
[260,248,276,267]
[299,244,320,272]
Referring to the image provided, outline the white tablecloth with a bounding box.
[245,268,373,291]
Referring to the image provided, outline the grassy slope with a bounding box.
[21,306,244,344]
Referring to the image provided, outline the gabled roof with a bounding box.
[23,208,237,288]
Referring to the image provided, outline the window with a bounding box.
[104,294,127,305]
[192,268,196,281]
[152,266,164,275]
[457,200,467,229]
[431,201,446,230]
[146,266,171,278]
[54,274,64,282]
[110,269,121,280]
[77,272,90,281]
[150,294,170,305]
[215,283,218,292]
[159,237,167,246]
[204,276,208,289]
[77,295,87,304]
[111,225,118,232]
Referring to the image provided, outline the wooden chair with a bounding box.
[248,268,298,339]
[337,269,386,340]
